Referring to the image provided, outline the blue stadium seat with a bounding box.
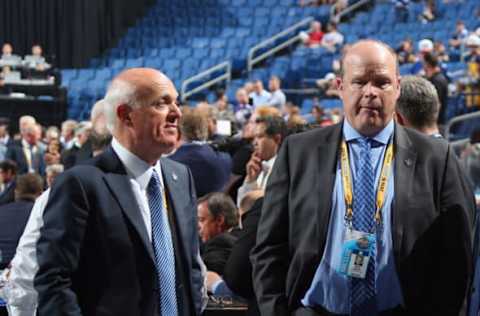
[125,58,144,68]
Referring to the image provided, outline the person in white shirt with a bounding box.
[249,80,271,108]
[266,76,286,110]
[237,116,287,206]
[321,22,344,52]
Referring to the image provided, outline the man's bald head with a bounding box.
[103,67,181,163]
[337,39,401,136]
[104,68,177,132]
[339,39,399,78]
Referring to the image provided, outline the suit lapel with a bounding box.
[392,125,417,265]
[100,148,156,264]
[161,158,191,265]
[316,124,343,255]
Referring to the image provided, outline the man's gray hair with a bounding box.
[74,121,92,137]
[46,163,64,175]
[90,99,106,122]
[397,75,440,129]
[103,79,137,132]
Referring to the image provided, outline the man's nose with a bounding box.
[362,82,378,97]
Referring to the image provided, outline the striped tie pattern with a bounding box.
[350,138,377,316]
[147,170,178,316]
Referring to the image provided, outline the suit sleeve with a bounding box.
[436,144,476,315]
[223,200,262,299]
[250,138,291,316]
[34,172,90,316]
[186,167,206,315]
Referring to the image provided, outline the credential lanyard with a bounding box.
[340,138,394,229]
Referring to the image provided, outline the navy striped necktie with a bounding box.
[350,138,377,316]
[147,170,178,316]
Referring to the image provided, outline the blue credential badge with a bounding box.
[338,229,376,279]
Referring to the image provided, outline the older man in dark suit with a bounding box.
[34,68,204,316]
[251,40,475,316]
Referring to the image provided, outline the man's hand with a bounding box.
[206,271,222,293]
[245,152,262,183]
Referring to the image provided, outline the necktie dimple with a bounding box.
[350,138,377,316]
[147,170,178,316]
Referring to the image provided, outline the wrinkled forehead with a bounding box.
[344,48,397,78]
[120,70,178,102]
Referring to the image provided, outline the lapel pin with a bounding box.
[172,173,178,181]
[404,158,412,167]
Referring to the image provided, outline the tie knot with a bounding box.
[148,169,161,191]
[358,137,373,149]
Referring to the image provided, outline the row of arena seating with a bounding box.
[62,0,479,134]
[62,0,332,119]
[219,0,478,122]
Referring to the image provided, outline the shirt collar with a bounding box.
[22,138,35,149]
[343,119,394,145]
[111,137,162,191]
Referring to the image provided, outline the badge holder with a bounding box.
[337,228,376,279]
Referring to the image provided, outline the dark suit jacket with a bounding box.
[61,141,93,170]
[223,198,263,316]
[0,180,15,206]
[169,143,232,198]
[202,231,238,275]
[0,200,34,269]
[251,123,475,316]
[5,142,45,175]
[34,147,203,316]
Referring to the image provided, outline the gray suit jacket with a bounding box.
[251,122,475,316]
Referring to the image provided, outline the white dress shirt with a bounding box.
[267,89,286,109]
[111,137,167,241]
[249,90,272,108]
[2,189,50,316]
[237,155,276,206]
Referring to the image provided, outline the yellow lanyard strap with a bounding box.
[340,139,394,226]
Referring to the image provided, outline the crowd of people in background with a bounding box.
[0,1,479,310]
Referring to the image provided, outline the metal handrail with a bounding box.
[247,17,314,72]
[181,61,231,102]
[445,110,480,141]
[331,0,372,23]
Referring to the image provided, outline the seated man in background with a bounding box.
[0,174,43,269]
[237,115,286,206]
[198,192,239,276]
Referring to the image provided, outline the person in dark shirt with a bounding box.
[423,52,449,125]
[0,173,43,269]
[198,192,239,275]
[0,160,17,206]
[396,75,443,138]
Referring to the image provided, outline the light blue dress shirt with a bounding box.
[302,119,404,313]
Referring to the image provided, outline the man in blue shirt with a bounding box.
[251,39,475,316]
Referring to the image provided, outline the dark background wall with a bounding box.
[0,0,155,68]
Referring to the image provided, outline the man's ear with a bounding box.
[336,76,343,92]
[396,75,402,99]
[394,111,406,126]
[116,104,133,127]
[215,214,226,227]
[273,134,282,146]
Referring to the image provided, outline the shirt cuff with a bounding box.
[211,280,224,295]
